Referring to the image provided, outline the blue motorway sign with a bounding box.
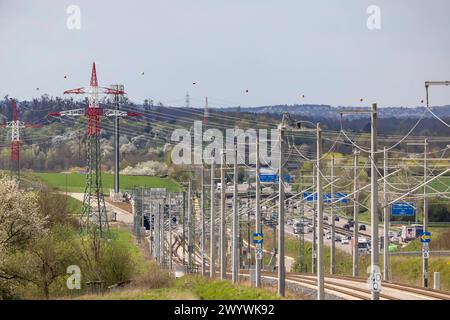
[259,174,277,183]
[335,192,349,204]
[391,202,416,216]
[324,193,333,203]
[253,233,264,244]
[303,192,348,204]
[303,192,316,201]
[259,174,292,183]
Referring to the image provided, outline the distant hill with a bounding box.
[215,104,450,120]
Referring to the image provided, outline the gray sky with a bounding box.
[1,0,450,108]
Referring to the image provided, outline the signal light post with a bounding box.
[340,104,380,300]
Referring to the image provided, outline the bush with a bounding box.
[128,264,173,289]
[97,239,137,286]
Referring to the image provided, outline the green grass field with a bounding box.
[81,276,281,300]
[76,227,282,300]
[32,172,181,193]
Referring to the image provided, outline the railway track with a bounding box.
[160,233,450,300]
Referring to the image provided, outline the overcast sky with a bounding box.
[1,0,449,108]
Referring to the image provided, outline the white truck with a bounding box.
[352,237,370,255]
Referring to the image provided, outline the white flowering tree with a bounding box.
[121,160,169,176]
[0,178,47,275]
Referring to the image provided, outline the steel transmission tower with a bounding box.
[185,92,190,108]
[1,99,41,180]
[49,62,139,235]
[204,97,209,125]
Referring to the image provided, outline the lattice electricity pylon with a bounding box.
[49,62,140,236]
[0,99,41,179]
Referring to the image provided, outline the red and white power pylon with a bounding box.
[1,99,41,179]
[50,62,140,235]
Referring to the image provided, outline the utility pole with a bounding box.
[155,202,161,264]
[423,138,429,287]
[152,202,156,261]
[182,191,186,266]
[316,123,325,300]
[111,84,124,195]
[201,166,206,276]
[210,160,216,278]
[330,155,336,275]
[312,165,317,274]
[150,199,154,257]
[150,201,154,258]
[255,134,262,287]
[353,149,360,277]
[383,147,389,281]
[220,150,227,280]
[278,127,286,297]
[232,140,239,284]
[340,106,380,297]
[370,103,380,301]
[140,187,144,241]
[187,181,193,270]
[168,193,173,270]
[161,198,166,266]
[247,185,251,268]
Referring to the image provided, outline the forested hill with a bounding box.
[217,104,450,120]
[2,95,450,138]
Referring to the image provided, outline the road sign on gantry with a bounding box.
[259,174,292,183]
[419,231,431,243]
[253,233,264,244]
[391,202,416,216]
[335,192,349,204]
[303,192,316,202]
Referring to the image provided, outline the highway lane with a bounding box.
[68,192,134,224]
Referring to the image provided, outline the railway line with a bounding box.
[166,234,450,300]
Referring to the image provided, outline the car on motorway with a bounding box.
[271,212,278,222]
[334,216,340,222]
[343,224,350,230]
[323,216,329,221]
[335,235,342,242]
[388,231,397,238]
[359,224,366,231]
[293,221,304,234]
[348,219,355,228]
[388,244,399,252]
[326,233,332,240]
[390,236,400,244]
[341,238,349,245]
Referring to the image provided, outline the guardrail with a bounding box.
[389,250,450,256]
